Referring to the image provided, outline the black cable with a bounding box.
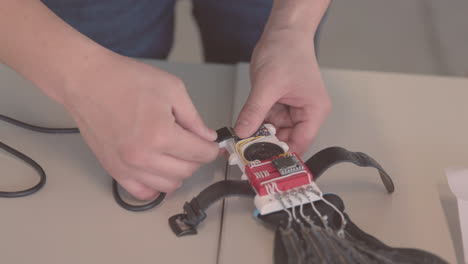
[0,114,79,134]
[0,114,166,210]
[112,179,166,212]
[0,141,46,197]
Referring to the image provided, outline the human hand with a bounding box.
[234,29,331,155]
[61,53,219,200]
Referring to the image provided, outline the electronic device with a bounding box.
[217,124,322,215]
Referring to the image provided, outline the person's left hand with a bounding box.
[234,29,331,155]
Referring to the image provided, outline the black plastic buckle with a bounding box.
[168,214,198,237]
[168,199,207,237]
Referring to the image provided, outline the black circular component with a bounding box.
[243,142,285,161]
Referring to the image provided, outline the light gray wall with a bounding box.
[169,0,468,77]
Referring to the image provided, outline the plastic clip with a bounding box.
[168,214,198,237]
[168,199,207,237]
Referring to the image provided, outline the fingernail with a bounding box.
[235,120,250,136]
[207,128,217,141]
[236,119,249,127]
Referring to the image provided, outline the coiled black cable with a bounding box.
[112,180,166,212]
[0,114,165,210]
[0,141,46,197]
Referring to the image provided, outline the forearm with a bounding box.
[265,0,330,33]
[0,0,111,103]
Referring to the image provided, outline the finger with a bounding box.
[120,147,202,179]
[218,148,229,159]
[172,86,217,141]
[276,127,293,143]
[133,171,183,194]
[288,123,315,155]
[265,104,294,129]
[288,107,328,155]
[147,154,201,180]
[235,84,279,139]
[117,178,160,201]
[164,123,219,163]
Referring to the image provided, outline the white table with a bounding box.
[1,61,466,263]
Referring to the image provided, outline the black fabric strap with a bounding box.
[305,146,395,193]
[195,180,255,210]
[168,180,254,236]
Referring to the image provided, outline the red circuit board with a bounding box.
[244,153,314,196]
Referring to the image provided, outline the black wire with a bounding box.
[0,141,46,197]
[112,179,166,212]
[0,114,79,134]
[0,114,165,210]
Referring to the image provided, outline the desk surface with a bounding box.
[1,61,467,264]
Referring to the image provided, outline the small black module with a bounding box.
[272,155,304,175]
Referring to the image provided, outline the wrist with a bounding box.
[256,27,316,57]
[265,0,330,33]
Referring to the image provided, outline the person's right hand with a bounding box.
[61,53,219,200]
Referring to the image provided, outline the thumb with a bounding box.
[173,89,217,142]
[235,88,277,138]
